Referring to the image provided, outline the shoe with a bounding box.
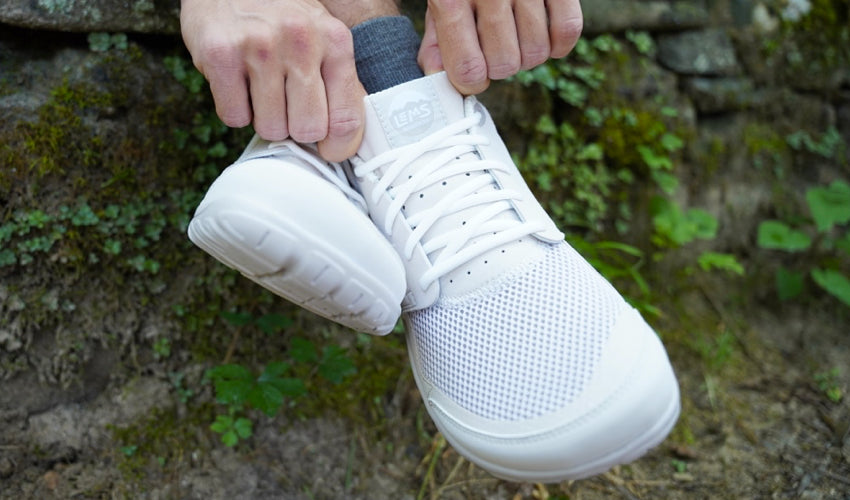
[188,136,406,335]
[350,73,680,482]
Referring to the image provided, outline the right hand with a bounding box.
[180,0,366,161]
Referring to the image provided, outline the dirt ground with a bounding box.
[1,265,848,499]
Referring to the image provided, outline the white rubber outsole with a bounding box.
[188,159,406,335]
[451,385,681,483]
[189,203,402,334]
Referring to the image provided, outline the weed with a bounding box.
[87,32,128,52]
[205,309,362,446]
[757,180,850,307]
[209,412,254,447]
[813,367,844,403]
[168,371,194,404]
[152,338,171,360]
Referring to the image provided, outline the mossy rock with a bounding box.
[0,32,258,401]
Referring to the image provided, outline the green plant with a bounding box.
[205,361,303,446]
[220,310,294,335]
[650,196,717,248]
[87,32,128,52]
[207,362,306,416]
[814,367,844,403]
[786,127,846,162]
[209,412,254,447]
[698,252,746,276]
[119,445,138,457]
[757,180,850,307]
[205,310,358,446]
[694,329,736,372]
[0,198,184,276]
[168,371,194,404]
[152,338,171,360]
[511,32,741,314]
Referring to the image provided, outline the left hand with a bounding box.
[417,0,583,95]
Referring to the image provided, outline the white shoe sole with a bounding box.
[188,159,406,334]
[451,383,680,483]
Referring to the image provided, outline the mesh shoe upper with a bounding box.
[406,241,623,421]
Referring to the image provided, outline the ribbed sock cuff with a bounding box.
[351,16,424,94]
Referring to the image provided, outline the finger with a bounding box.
[198,44,253,128]
[285,70,328,144]
[280,22,327,144]
[428,0,488,95]
[515,0,552,70]
[476,0,521,80]
[547,0,583,59]
[417,9,444,75]
[246,64,288,141]
[317,23,366,162]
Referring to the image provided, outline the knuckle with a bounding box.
[324,20,353,49]
[488,58,521,80]
[551,16,583,48]
[289,121,327,143]
[429,0,464,15]
[327,109,363,139]
[521,44,550,69]
[255,122,288,142]
[199,38,240,67]
[282,22,316,55]
[215,100,251,128]
[453,56,488,86]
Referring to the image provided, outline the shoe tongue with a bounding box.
[362,74,544,299]
[366,73,464,149]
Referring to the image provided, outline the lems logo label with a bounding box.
[388,91,435,137]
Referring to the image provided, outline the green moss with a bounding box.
[743,122,792,175]
[3,80,103,189]
[0,46,256,386]
[110,403,216,484]
[291,334,409,426]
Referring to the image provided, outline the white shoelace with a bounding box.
[264,139,369,213]
[355,112,547,289]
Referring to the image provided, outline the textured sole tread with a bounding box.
[188,206,398,334]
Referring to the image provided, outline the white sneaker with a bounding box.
[188,136,406,335]
[350,73,681,482]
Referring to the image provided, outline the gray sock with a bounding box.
[351,16,425,94]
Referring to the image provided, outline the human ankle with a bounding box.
[351,16,424,94]
[320,0,400,28]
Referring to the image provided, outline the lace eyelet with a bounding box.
[472,102,487,127]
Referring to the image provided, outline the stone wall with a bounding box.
[1,0,847,416]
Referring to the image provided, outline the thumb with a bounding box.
[417,9,444,75]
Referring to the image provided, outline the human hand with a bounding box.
[180,0,365,161]
[417,0,583,95]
